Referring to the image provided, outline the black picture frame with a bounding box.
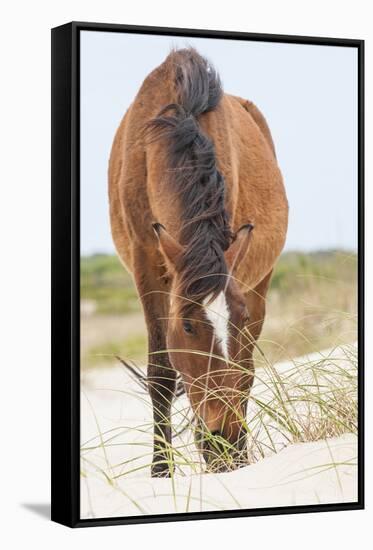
[51,21,365,528]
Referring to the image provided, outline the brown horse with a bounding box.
[109,48,288,476]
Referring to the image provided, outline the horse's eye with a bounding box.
[183,320,194,334]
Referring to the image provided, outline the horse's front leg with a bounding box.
[238,271,273,458]
[134,253,176,477]
[147,322,177,477]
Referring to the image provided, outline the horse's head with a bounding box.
[153,222,254,471]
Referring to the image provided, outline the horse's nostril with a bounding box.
[211,430,221,437]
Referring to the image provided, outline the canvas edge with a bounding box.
[51,21,80,528]
[51,21,365,529]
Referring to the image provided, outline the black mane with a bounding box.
[147,48,232,310]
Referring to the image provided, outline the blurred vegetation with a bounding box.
[86,334,147,366]
[81,254,139,314]
[81,250,357,368]
[270,249,357,294]
[260,250,357,363]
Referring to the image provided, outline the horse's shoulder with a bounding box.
[225,94,276,158]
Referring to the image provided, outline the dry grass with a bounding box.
[80,341,357,479]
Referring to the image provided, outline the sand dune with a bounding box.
[80,344,358,519]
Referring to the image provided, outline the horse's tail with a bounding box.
[115,355,186,397]
[171,47,223,117]
[146,48,223,148]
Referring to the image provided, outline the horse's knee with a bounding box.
[148,364,177,404]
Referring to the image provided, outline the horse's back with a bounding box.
[108,61,181,274]
[198,93,288,287]
[109,61,288,287]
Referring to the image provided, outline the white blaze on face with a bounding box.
[203,292,230,359]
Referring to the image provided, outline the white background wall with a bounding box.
[0,0,370,548]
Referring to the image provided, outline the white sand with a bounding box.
[80,344,358,519]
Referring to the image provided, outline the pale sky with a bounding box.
[80,30,358,255]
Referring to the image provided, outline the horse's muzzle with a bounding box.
[200,429,249,473]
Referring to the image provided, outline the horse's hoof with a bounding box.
[151,463,171,478]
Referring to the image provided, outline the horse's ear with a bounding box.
[152,223,184,270]
[225,223,254,271]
